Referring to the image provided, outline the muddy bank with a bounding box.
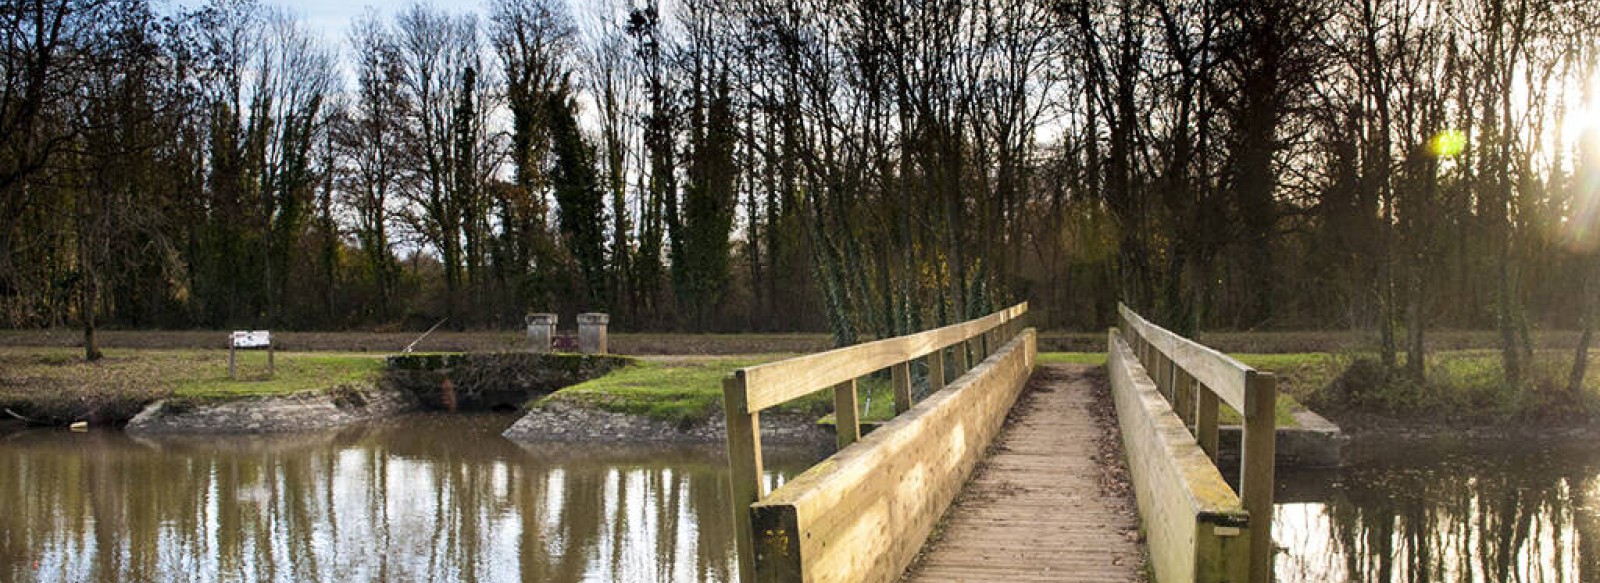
[126,382,416,435]
[503,400,830,445]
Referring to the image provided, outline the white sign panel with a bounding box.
[231,330,271,349]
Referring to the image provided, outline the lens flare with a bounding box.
[1562,128,1600,252]
[1430,130,1467,158]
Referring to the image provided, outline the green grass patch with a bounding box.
[0,348,388,422]
[1294,349,1600,423]
[814,374,900,426]
[1038,352,1107,366]
[538,355,834,426]
[1036,351,1311,427]
[172,352,385,399]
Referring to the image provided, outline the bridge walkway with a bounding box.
[905,364,1145,582]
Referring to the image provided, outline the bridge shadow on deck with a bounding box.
[904,364,1146,582]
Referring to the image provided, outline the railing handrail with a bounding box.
[1113,302,1276,583]
[1117,303,1260,413]
[722,302,1029,581]
[732,302,1027,413]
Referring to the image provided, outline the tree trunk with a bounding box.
[1570,258,1596,394]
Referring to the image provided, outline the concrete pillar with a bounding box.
[526,313,557,353]
[578,313,609,354]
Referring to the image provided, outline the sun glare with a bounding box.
[1561,74,1600,253]
[1430,129,1467,158]
[1562,75,1600,146]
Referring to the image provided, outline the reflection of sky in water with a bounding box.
[0,414,815,583]
[1273,442,1600,582]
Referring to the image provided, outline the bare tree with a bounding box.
[336,9,407,320]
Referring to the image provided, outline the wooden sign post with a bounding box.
[229,330,273,380]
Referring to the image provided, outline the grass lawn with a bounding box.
[1037,352,1107,366]
[1039,348,1600,425]
[1290,349,1600,423]
[0,347,387,422]
[536,355,837,425]
[172,352,386,399]
[1037,351,1313,427]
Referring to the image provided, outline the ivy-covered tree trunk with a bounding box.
[547,89,609,307]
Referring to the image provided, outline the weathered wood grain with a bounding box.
[724,374,766,579]
[1118,303,1250,412]
[906,364,1143,583]
[740,303,1027,412]
[750,330,1036,583]
[1108,329,1250,583]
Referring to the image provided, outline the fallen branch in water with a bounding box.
[4,407,39,423]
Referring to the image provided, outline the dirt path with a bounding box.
[904,363,1145,582]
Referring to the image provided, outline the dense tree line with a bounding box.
[1,0,1599,387]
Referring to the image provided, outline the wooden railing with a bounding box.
[723,303,1031,582]
[1114,303,1276,583]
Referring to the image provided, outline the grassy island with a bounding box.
[0,347,385,423]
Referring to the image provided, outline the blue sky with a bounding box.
[272,0,383,40]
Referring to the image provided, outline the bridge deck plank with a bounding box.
[904,364,1145,582]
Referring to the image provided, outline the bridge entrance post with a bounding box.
[1241,371,1278,583]
[723,374,764,582]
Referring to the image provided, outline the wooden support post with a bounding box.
[1198,386,1220,462]
[1152,351,1169,399]
[892,362,913,415]
[228,344,237,380]
[723,374,765,582]
[1182,371,1197,426]
[1173,365,1189,425]
[928,349,946,394]
[267,344,275,377]
[1241,371,1277,583]
[834,378,860,450]
[957,342,972,375]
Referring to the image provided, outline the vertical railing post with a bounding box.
[1241,371,1277,583]
[723,373,765,582]
[891,362,913,415]
[958,339,973,374]
[1172,364,1189,425]
[1197,387,1220,460]
[1152,351,1170,399]
[928,349,946,394]
[834,379,860,450]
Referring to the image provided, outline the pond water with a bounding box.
[0,414,819,583]
[1275,438,1600,583]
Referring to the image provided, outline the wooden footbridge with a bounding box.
[722,303,1279,583]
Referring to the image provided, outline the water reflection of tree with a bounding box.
[0,419,808,582]
[1282,446,1600,582]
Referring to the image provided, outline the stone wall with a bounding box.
[125,383,417,435]
[1217,408,1347,467]
[503,400,829,445]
